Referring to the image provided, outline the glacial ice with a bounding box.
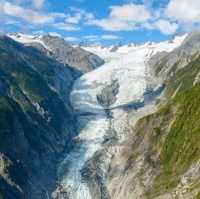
[55,34,187,199]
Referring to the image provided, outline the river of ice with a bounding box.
[55,35,187,199]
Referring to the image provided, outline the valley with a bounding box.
[1,32,200,199]
[52,35,186,199]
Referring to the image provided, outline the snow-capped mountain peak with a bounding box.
[8,33,52,51]
[8,33,105,73]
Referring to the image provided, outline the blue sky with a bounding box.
[0,0,200,45]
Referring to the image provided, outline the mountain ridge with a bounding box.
[0,35,104,199]
[8,33,104,73]
[1,32,200,199]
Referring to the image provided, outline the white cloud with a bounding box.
[1,1,192,38]
[90,18,134,31]
[5,19,21,25]
[0,0,56,24]
[51,12,66,18]
[32,0,45,9]
[33,30,45,35]
[65,7,94,25]
[87,3,150,31]
[1,1,22,15]
[65,13,82,24]
[10,0,45,9]
[153,19,178,35]
[25,11,54,24]
[65,36,79,42]
[87,2,183,35]
[84,12,94,20]
[110,4,150,22]
[49,32,61,37]
[165,0,200,23]
[53,22,80,31]
[82,34,122,42]
[83,35,99,42]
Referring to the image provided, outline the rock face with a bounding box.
[9,33,104,73]
[96,79,119,108]
[42,35,104,73]
[0,35,103,199]
[148,32,200,80]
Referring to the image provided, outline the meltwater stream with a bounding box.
[53,36,187,199]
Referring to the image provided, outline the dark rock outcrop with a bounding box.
[42,35,104,73]
[0,35,89,199]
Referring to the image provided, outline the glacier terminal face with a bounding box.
[53,35,187,199]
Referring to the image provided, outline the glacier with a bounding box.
[52,35,187,199]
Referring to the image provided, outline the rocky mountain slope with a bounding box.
[107,32,200,199]
[0,35,103,199]
[9,33,104,73]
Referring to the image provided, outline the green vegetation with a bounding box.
[0,36,75,199]
[167,56,200,97]
[125,54,200,198]
[146,83,200,197]
[0,192,3,199]
[0,61,52,103]
[154,56,168,75]
[143,55,200,197]
[161,84,200,177]
[196,192,200,199]
[0,38,56,104]
[0,96,14,131]
[0,39,68,134]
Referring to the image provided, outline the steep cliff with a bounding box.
[9,33,104,73]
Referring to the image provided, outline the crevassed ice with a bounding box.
[56,34,187,199]
[57,116,109,199]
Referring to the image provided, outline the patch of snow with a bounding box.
[8,33,52,52]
